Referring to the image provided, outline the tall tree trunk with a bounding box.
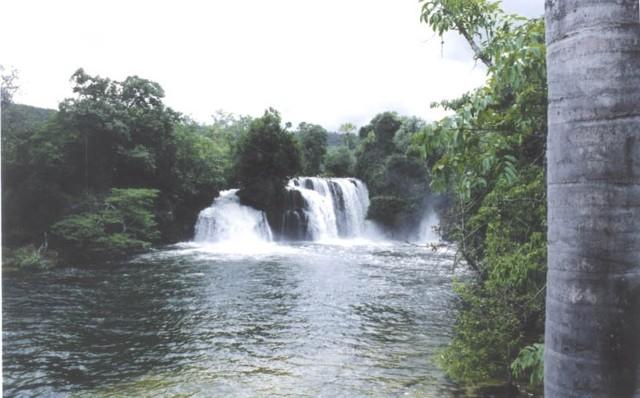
[544,1,640,397]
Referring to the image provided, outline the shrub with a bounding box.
[3,245,58,270]
[51,188,159,262]
[511,343,544,387]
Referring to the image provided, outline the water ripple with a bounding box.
[3,242,471,397]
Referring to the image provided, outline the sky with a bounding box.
[2,0,543,131]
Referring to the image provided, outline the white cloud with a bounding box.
[2,0,541,130]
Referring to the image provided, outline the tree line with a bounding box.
[1,68,433,267]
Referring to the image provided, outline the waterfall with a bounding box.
[413,209,440,243]
[283,177,370,240]
[193,178,371,243]
[194,189,273,243]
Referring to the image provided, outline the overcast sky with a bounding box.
[3,0,543,131]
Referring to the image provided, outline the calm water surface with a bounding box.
[3,241,472,397]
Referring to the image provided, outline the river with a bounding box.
[3,240,472,397]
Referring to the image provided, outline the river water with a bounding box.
[3,241,471,397]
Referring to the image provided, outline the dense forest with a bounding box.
[1,70,436,263]
[2,0,551,394]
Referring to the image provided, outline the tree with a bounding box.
[58,68,180,192]
[324,146,355,177]
[393,116,427,154]
[234,108,301,210]
[297,122,328,175]
[353,112,433,236]
[51,188,160,261]
[165,120,232,241]
[544,1,640,396]
[1,65,19,107]
[339,122,358,150]
[420,0,508,67]
[417,0,548,387]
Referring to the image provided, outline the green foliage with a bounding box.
[511,343,544,387]
[234,109,302,210]
[2,110,77,245]
[210,110,253,167]
[358,111,402,145]
[367,196,410,226]
[161,120,236,241]
[2,69,237,248]
[417,0,547,388]
[420,0,502,39]
[338,122,357,135]
[1,104,55,162]
[58,68,181,191]
[354,129,389,189]
[1,65,19,107]
[439,280,521,382]
[338,123,358,149]
[2,245,58,271]
[297,122,328,175]
[324,146,355,177]
[51,188,159,261]
[393,116,427,154]
[354,112,434,232]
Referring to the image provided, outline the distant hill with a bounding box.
[1,103,56,137]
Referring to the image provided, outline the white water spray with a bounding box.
[413,209,440,243]
[287,177,370,240]
[194,189,273,243]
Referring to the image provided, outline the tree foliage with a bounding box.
[297,122,328,175]
[51,188,160,261]
[1,65,19,107]
[234,109,302,211]
[324,146,355,177]
[511,343,544,387]
[416,0,547,388]
[2,69,239,256]
[354,112,435,235]
[58,68,181,192]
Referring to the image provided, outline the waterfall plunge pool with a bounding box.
[4,177,474,396]
[3,241,474,397]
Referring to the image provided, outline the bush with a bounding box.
[511,343,544,387]
[3,245,58,271]
[51,188,159,262]
[438,168,546,385]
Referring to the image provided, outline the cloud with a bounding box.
[501,0,544,18]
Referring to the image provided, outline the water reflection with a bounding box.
[4,242,472,397]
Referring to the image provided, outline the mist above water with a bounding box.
[412,208,441,243]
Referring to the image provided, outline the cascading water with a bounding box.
[194,189,273,243]
[413,209,440,243]
[284,177,370,240]
[193,178,372,242]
